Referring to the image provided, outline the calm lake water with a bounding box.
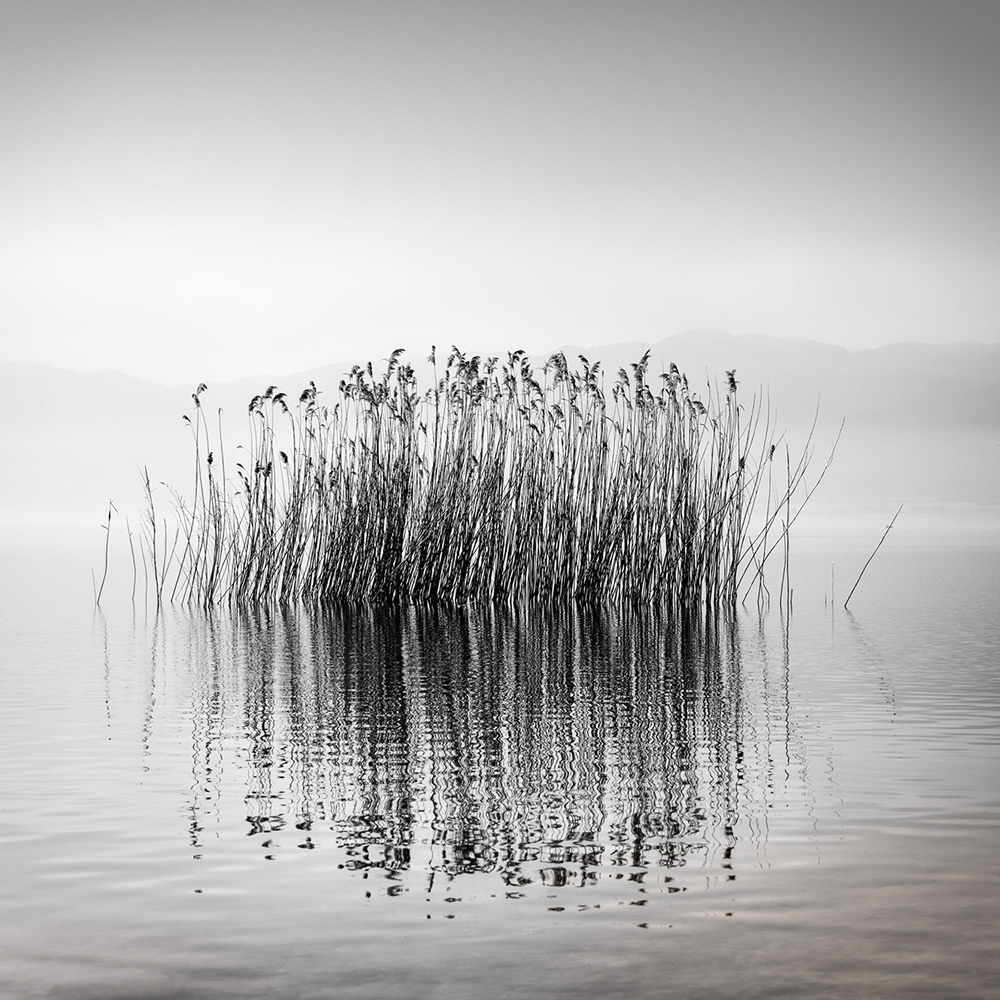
[1,525,998,999]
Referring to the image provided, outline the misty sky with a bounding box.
[2,0,998,385]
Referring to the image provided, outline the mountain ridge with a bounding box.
[2,331,997,522]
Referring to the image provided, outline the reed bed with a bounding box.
[138,348,834,610]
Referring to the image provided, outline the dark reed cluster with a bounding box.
[142,348,832,609]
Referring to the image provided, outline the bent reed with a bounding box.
[139,348,834,610]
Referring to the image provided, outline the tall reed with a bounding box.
[142,348,836,610]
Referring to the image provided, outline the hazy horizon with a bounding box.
[5,327,1000,391]
[2,1,998,386]
[3,334,997,533]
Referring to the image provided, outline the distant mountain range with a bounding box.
[2,330,998,526]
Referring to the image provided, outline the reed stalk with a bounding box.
[135,349,835,610]
[95,499,114,606]
[844,503,903,609]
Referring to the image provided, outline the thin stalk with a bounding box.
[95,500,114,606]
[844,504,904,609]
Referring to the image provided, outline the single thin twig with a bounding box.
[844,503,903,608]
[126,516,137,603]
[95,500,116,606]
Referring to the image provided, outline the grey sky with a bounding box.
[2,0,998,384]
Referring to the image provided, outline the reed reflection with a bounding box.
[170,604,780,886]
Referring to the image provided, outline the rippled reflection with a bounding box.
[136,604,797,888]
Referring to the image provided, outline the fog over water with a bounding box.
[2,334,997,552]
[2,3,999,996]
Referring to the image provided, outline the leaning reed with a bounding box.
[143,348,831,610]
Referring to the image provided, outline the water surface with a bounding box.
[1,527,998,999]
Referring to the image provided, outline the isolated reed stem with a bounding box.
[95,500,114,606]
[844,503,904,609]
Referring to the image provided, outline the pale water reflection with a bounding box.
[140,605,784,889]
